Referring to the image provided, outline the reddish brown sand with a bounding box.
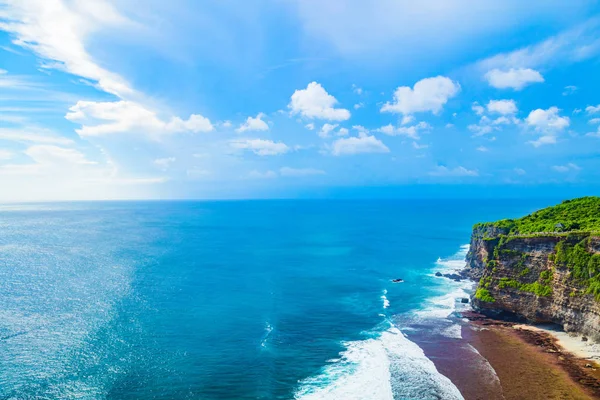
[435,313,600,400]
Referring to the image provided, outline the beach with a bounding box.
[422,310,600,400]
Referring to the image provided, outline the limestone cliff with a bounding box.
[467,225,600,341]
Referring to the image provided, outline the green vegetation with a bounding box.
[475,288,495,303]
[520,282,553,297]
[496,275,553,297]
[474,197,600,235]
[554,238,600,300]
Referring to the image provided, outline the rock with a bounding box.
[461,298,469,304]
[391,278,404,283]
[442,273,463,281]
[435,272,443,277]
[582,336,589,342]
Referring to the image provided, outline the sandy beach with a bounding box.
[439,312,600,400]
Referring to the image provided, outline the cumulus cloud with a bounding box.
[472,102,485,115]
[429,165,478,177]
[331,132,389,156]
[236,113,269,133]
[230,138,289,156]
[525,107,569,131]
[485,68,544,90]
[319,123,339,138]
[280,167,325,177]
[381,76,460,115]
[586,104,600,114]
[476,146,489,152]
[289,82,350,121]
[528,135,557,147]
[487,99,517,115]
[65,100,213,137]
[377,121,431,139]
[305,123,315,130]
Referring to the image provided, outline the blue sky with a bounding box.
[1,0,600,200]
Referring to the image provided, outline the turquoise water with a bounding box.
[0,199,553,399]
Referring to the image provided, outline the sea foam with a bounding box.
[294,324,463,400]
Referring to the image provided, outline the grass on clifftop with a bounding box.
[475,196,600,235]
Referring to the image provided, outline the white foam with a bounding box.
[294,325,463,400]
[434,244,469,274]
[381,289,390,309]
[260,322,274,349]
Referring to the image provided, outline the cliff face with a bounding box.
[467,226,600,341]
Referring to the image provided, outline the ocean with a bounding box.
[0,199,554,399]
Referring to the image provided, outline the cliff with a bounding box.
[466,197,600,341]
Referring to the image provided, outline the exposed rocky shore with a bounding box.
[465,224,600,341]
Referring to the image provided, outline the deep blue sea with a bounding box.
[0,199,555,399]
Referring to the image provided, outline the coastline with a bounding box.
[424,268,600,399]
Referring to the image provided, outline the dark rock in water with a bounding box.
[442,273,463,281]
[461,298,469,304]
[582,336,589,342]
[392,278,404,283]
[435,272,443,277]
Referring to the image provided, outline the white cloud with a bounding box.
[331,133,390,156]
[65,100,213,137]
[552,163,581,173]
[352,125,369,135]
[25,145,96,166]
[381,76,460,115]
[475,19,600,73]
[487,99,517,115]
[472,102,485,116]
[412,142,428,150]
[514,168,526,175]
[0,0,134,98]
[236,113,269,133]
[289,82,350,121]
[0,127,74,145]
[230,139,290,156]
[586,126,600,138]
[221,120,233,128]
[528,135,557,147]
[484,68,544,90]
[337,127,349,136]
[476,146,489,152]
[1,0,214,141]
[429,165,478,177]
[247,170,277,179]
[525,107,569,131]
[293,1,589,58]
[562,85,577,96]
[586,104,600,114]
[154,157,175,170]
[353,103,364,110]
[319,123,338,138]
[0,149,12,160]
[401,115,415,125]
[280,167,325,177]
[352,84,363,95]
[589,118,600,124]
[377,121,431,139]
[305,123,315,130]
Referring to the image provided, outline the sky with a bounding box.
[1,0,600,201]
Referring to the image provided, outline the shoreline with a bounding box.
[427,256,600,399]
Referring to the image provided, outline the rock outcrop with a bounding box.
[467,225,600,341]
